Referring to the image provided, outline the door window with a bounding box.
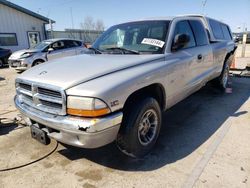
[172,20,196,50]
[64,40,82,48]
[52,41,65,50]
[189,20,209,46]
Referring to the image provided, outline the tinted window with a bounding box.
[209,19,224,39]
[189,20,209,46]
[52,41,65,50]
[172,20,196,49]
[221,25,232,40]
[64,40,81,48]
[0,33,17,46]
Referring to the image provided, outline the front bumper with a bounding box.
[15,96,123,148]
[9,58,32,71]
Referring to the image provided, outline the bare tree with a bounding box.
[80,16,105,42]
[81,16,95,30]
[95,19,105,31]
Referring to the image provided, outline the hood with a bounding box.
[18,54,165,89]
[9,49,40,59]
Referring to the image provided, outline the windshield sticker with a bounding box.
[141,38,165,48]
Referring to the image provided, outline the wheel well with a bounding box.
[32,59,45,66]
[123,84,166,112]
[224,47,237,66]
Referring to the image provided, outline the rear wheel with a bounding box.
[213,60,230,91]
[116,97,162,158]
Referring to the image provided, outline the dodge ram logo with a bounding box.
[39,71,47,75]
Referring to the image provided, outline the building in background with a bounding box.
[0,0,54,52]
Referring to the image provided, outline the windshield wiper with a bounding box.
[88,47,102,54]
[105,47,140,54]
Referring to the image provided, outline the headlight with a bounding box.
[67,96,110,117]
[21,52,35,58]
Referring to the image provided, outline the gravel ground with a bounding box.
[0,66,249,188]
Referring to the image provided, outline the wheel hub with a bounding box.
[138,109,158,146]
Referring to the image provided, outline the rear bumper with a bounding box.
[15,96,123,148]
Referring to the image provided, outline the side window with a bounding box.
[172,20,196,50]
[189,20,209,46]
[221,25,232,40]
[64,40,79,48]
[52,41,65,50]
[76,41,82,46]
[209,19,224,40]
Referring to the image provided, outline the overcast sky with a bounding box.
[9,0,250,32]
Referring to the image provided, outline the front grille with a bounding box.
[37,87,61,98]
[9,60,21,67]
[16,80,66,115]
[19,83,32,91]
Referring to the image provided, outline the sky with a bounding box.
[9,0,250,32]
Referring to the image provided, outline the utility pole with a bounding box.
[70,7,75,39]
[202,0,208,15]
[49,19,54,39]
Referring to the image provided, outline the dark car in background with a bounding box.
[233,32,250,43]
[0,48,12,68]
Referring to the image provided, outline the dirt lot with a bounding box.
[0,66,250,188]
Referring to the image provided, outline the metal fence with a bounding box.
[46,29,103,43]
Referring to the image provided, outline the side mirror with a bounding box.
[172,34,190,51]
[48,48,54,53]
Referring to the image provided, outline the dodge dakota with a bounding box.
[15,15,236,157]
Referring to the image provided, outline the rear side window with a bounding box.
[209,19,224,40]
[64,40,82,48]
[173,20,196,49]
[189,20,209,46]
[221,25,232,40]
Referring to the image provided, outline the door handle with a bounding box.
[197,54,203,60]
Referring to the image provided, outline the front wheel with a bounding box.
[116,97,162,158]
[0,59,3,68]
[33,61,44,66]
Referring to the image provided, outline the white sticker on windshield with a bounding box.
[141,38,165,48]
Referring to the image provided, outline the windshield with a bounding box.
[31,41,51,50]
[92,21,170,54]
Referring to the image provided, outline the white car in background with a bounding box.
[9,38,87,71]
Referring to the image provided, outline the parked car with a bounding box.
[15,15,236,158]
[233,32,250,43]
[0,48,12,68]
[9,38,86,71]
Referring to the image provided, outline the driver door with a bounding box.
[166,20,203,107]
[47,41,66,61]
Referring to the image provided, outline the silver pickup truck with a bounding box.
[15,15,236,158]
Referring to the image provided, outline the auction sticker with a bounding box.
[141,38,165,48]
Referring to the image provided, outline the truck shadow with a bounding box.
[58,77,250,171]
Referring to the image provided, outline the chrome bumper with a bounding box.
[15,96,123,148]
[9,58,32,71]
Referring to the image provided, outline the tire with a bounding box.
[116,97,162,158]
[212,60,230,91]
[33,60,44,67]
[0,59,3,68]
